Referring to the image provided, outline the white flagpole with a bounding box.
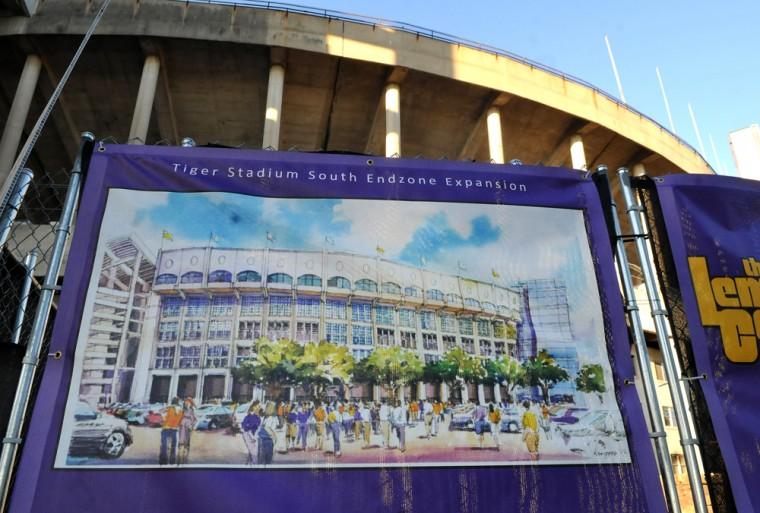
[708,133,726,174]
[604,35,626,104]
[656,67,677,134]
[687,103,707,159]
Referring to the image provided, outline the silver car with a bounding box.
[68,401,133,459]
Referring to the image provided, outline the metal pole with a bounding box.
[604,35,626,104]
[0,132,94,512]
[618,167,709,513]
[0,168,34,248]
[687,103,707,159]
[10,250,38,345]
[655,67,676,135]
[595,166,681,513]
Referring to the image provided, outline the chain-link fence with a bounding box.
[635,176,737,513]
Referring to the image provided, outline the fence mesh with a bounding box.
[635,177,737,513]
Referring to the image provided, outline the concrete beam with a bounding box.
[0,54,40,186]
[458,92,510,161]
[128,54,160,144]
[262,55,286,150]
[384,82,400,157]
[140,39,180,145]
[543,120,597,167]
[365,66,408,156]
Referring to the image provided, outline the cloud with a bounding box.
[398,213,500,265]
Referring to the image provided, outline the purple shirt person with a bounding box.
[296,407,310,450]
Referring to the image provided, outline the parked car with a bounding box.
[194,405,233,430]
[557,410,626,456]
[125,404,165,426]
[68,401,133,459]
[448,404,476,430]
[499,407,522,433]
[550,407,589,425]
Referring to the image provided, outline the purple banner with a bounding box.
[655,174,760,512]
[9,146,664,512]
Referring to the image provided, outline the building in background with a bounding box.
[729,124,760,180]
[78,235,155,406]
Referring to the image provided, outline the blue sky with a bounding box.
[310,0,759,175]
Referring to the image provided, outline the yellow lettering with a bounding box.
[711,277,740,307]
[734,277,760,308]
[688,257,758,363]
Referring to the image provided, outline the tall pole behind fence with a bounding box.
[594,166,681,513]
[618,167,709,513]
[0,132,94,513]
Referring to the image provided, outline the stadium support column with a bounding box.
[632,163,646,177]
[477,384,486,405]
[569,134,587,170]
[128,55,160,145]
[385,83,401,158]
[262,62,285,150]
[0,55,41,184]
[493,384,502,403]
[486,106,505,164]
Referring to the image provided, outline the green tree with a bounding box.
[575,363,606,403]
[439,348,487,398]
[297,340,355,400]
[485,355,525,403]
[523,349,570,405]
[358,346,423,401]
[232,337,304,397]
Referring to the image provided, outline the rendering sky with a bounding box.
[313,0,759,176]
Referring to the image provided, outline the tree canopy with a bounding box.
[523,349,570,404]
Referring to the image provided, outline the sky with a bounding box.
[304,0,759,176]
[104,188,607,357]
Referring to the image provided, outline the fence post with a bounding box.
[0,168,34,248]
[0,132,94,512]
[10,250,38,346]
[618,167,709,513]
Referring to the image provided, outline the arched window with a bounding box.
[267,273,293,285]
[355,279,377,293]
[181,271,203,284]
[155,273,177,285]
[446,293,462,304]
[404,286,421,297]
[297,274,322,287]
[382,282,402,295]
[208,270,232,283]
[426,289,444,301]
[236,270,261,283]
[327,276,351,289]
[483,302,496,312]
[464,297,481,309]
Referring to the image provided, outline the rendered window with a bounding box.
[461,337,475,354]
[458,317,473,336]
[181,271,203,284]
[382,282,402,295]
[440,314,456,333]
[426,289,444,301]
[238,320,261,340]
[422,333,439,351]
[208,320,232,340]
[464,298,480,309]
[399,309,416,328]
[235,346,253,366]
[352,349,372,361]
[325,299,347,320]
[236,270,262,282]
[327,276,351,289]
[182,320,205,341]
[446,293,462,304]
[206,345,229,368]
[477,319,492,337]
[424,354,441,364]
[352,303,371,323]
[208,270,232,283]
[420,311,436,330]
[325,323,347,345]
[494,341,505,357]
[267,273,293,285]
[240,295,263,316]
[161,297,183,317]
[442,335,457,351]
[267,321,290,341]
[404,286,421,297]
[375,305,395,326]
[376,328,395,346]
[158,322,179,342]
[355,279,377,293]
[297,274,322,287]
[479,339,492,357]
[156,273,178,285]
[211,296,235,317]
[178,345,201,368]
[352,325,373,346]
[297,297,321,318]
[296,322,319,343]
[268,296,292,317]
[400,331,417,349]
[186,296,209,317]
[154,346,175,369]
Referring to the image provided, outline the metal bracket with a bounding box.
[2,437,22,445]
[648,431,667,439]
[680,374,707,382]
[680,438,700,447]
[21,356,38,366]
[617,233,649,242]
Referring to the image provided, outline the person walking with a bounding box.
[177,398,196,464]
[521,401,540,460]
[296,404,310,451]
[258,402,278,465]
[473,401,488,449]
[540,402,552,440]
[159,397,183,465]
[353,404,362,442]
[379,399,391,449]
[286,403,298,451]
[359,402,372,447]
[241,402,261,465]
[488,403,502,451]
[313,402,327,451]
[423,399,434,439]
[327,408,342,457]
[432,400,442,436]
[392,400,407,452]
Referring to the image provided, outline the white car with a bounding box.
[557,410,626,456]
